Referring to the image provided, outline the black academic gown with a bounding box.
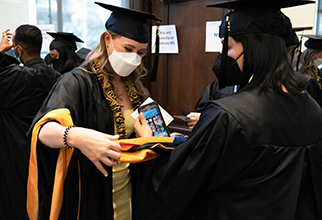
[29,64,148,220]
[194,79,236,112]
[0,54,61,220]
[136,86,322,220]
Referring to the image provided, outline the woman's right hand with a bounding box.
[39,122,121,177]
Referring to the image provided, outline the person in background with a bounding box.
[186,23,317,130]
[284,31,322,108]
[0,25,61,220]
[298,34,322,107]
[45,32,84,74]
[26,2,161,220]
[134,0,322,219]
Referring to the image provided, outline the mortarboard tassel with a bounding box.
[219,12,230,89]
[151,22,160,82]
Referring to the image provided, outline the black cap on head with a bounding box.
[304,35,322,50]
[284,27,312,47]
[285,30,300,48]
[95,2,161,43]
[47,32,84,51]
[208,0,315,8]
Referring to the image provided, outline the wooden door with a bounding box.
[132,0,225,115]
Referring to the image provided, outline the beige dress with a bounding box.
[112,109,134,220]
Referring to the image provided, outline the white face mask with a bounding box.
[314,57,322,68]
[107,38,142,77]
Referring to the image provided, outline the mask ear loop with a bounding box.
[235,51,244,61]
[14,45,22,61]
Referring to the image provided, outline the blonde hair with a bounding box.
[299,48,322,88]
[82,31,149,101]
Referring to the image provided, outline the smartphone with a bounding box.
[138,102,170,137]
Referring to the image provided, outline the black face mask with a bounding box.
[212,52,243,87]
[50,57,59,69]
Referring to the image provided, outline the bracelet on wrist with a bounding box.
[63,125,75,149]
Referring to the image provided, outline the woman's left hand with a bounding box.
[134,113,153,137]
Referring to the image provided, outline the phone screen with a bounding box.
[140,105,169,137]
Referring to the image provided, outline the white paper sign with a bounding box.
[37,24,55,54]
[205,21,222,52]
[151,25,179,54]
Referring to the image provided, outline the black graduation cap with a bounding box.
[284,30,300,48]
[47,32,84,51]
[284,27,311,47]
[94,2,161,44]
[76,47,91,60]
[207,0,315,89]
[304,35,322,50]
[208,0,315,39]
[95,2,162,82]
[285,27,313,48]
[293,26,313,32]
[208,0,315,8]
[286,27,312,70]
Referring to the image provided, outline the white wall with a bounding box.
[282,2,316,34]
[0,0,37,34]
[282,1,317,50]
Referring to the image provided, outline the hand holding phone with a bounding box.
[138,102,170,137]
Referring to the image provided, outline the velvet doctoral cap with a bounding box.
[47,32,83,51]
[304,35,322,50]
[94,2,161,43]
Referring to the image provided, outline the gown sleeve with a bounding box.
[0,64,26,105]
[0,51,19,67]
[136,101,254,219]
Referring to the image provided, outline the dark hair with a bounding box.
[233,33,306,94]
[14,24,42,56]
[53,47,84,74]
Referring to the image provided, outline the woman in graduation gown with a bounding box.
[26,3,161,220]
[134,1,322,219]
[45,32,85,74]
